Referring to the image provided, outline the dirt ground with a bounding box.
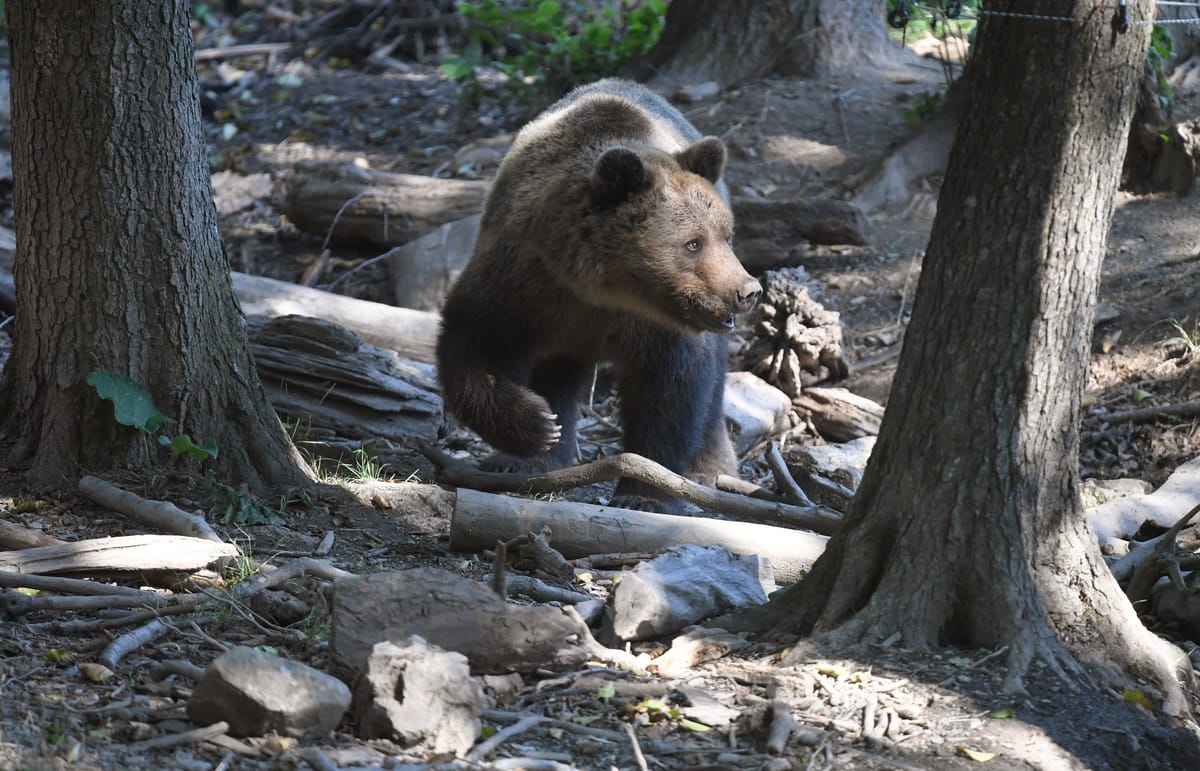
[1,12,1200,771]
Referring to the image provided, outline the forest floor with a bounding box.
[2,13,1200,771]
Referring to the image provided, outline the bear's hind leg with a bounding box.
[479,355,587,473]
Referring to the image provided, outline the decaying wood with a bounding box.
[1092,400,1200,427]
[99,618,173,670]
[793,386,884,442]
[0,518,64,549]
[79,476,223,543]
[1090,453,1200,552]
[277,160,490,247]
[739,268,848,396]
[420,442,841,535]
[330,567,639,676]
[766,699,796,755]
[450,488,827,584]
[765,442,814,507]
[0,570,151,597]
[246,315,443,443]
[232,271,439,363]
[0,535,237,575]
[1125,503,1200,608]
[1,592,192,615]
[733,197,870,253]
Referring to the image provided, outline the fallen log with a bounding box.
[0,535,237,575]
[232,271,439,363]
[247,315,443,443]
[449,488,827,584]
[0,518,64,550]
[420,443,842,535]
[1090,453,1200,554]
[79,475,224,543]
[794,386,884,442]
[277,160,490,247]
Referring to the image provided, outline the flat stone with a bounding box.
[186,646,350,738]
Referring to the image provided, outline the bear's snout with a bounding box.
[735,278,762,313]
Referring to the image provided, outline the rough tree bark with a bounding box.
[766,0,1194,714]
[0,1,311,493]
[636,0,898,86]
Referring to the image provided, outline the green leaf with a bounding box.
[440,58,475,81]
[595,680,615,699]
[678,717,711,732]
[991,706,1015,719]
[1123,689,1152,708]
[158,434,219,462]
[637,698,666,713]
[87,370,172,434]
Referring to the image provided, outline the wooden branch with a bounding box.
[99,618,172,670]
[450,488,827,584]
[277,160,489,247]
[1093,401,1200,426]
[194,43,291,62]
[419,442,841,535]
[765,442,814,507]
[1,592,194,615]
[79,476,224,543]
[0,535,237,575]
[1125,503,1200,607]
[0,570,151,597]
[0,518,64,549]
[124,720,230,752]
[232,556,354,599]
[232,271,439,363]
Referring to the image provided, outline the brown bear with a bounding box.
[436,78,761,513]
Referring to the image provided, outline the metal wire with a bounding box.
[894,1,1200,26]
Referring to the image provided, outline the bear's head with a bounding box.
[583,137,762,334]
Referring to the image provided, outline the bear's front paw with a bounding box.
[488,389,561,457]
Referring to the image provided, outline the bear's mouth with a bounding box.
[693,307,737,332]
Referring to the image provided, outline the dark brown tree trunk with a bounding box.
[636,0,897,86]
[765,1,1193,713]
[0,1,311,493]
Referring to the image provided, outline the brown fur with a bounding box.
[437,79,760,512]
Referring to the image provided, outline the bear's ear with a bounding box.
[676,136,726,184]
[591,147,646,210]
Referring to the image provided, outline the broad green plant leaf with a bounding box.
[87,370,171,434]
[158,434,219,462]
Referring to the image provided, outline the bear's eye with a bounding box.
[685,238,703,253]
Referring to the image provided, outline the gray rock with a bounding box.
[607,545,773,641]
[352,637,483,754]
[724,371,794,456]
[186,646,350,738]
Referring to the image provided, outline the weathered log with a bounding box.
[793,386,884,442]
[449,488,827,584]
[247,315,442,443]
[79,475,224,543]
[0,535,237,575]
[1090,453,1200,554]
[732,197,871,253]
[386,214,480,311]
[232,271,439,363]
[330,567,638,676]
[277,160,489,247]
[0,518,64,549]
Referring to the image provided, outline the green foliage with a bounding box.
[886,0,979,42]
[901,89,943,123]
[205,472,287,526]
[87,370,218,463]
[441,0,666,108]
[1147,24,1175,110]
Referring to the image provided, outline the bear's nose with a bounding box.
[737,279,762,312]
